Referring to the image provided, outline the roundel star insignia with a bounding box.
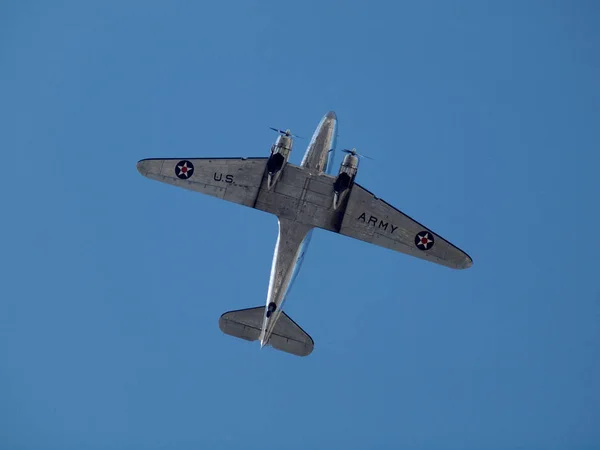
[175,160,194,179]
[415,231,434,251]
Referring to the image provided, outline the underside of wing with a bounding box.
[137,157,471,269]
[338,183,473,269]
[137,157,268,208]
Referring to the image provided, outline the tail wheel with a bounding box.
[266,302,277,318]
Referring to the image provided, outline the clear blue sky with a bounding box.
[1,1,599,449]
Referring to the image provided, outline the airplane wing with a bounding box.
[137,158,472,269]
[136,157,268,208]
[337,183,473,269]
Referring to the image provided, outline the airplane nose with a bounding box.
[325,111,337,120]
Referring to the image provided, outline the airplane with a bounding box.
[136,111,472,357]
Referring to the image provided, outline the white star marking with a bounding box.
[418,232,433,249]
[177,163,191,178]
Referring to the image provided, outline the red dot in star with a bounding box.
[181,166,188,173]
[421,237,428,244]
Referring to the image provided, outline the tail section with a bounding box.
[269,312,314,357]
[219,307,263,342]
[219,306,314,357]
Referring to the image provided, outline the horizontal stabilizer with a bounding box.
[219,307,314,357]
[219,307,264,342]
[269,312,314,357]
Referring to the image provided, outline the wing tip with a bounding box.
[136,159,150,177]
[458,254,473,269]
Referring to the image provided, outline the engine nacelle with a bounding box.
[266,134,293,189]
[332,152,359,209]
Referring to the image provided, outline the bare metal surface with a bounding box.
[259,217,312,346]
[301,111,337,173]
[137,111,471,356]
[338,184,473,269]
[219,307,314,356]
[136,157,268,208]
[137,157,471,271]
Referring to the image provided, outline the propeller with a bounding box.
[269,127,303,139]
[342,148,374,160]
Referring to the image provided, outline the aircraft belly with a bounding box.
[266,218,310,308]
[262,217,311,341]
[253,166,344,232]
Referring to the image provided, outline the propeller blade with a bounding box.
[342,148,374,160]
[269,127,303,139]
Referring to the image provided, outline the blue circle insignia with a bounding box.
[175,160,194,179]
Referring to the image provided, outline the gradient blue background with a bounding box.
[1,1,598,449]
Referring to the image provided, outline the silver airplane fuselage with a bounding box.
[137,110,473,356]
[259,111,337,347]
